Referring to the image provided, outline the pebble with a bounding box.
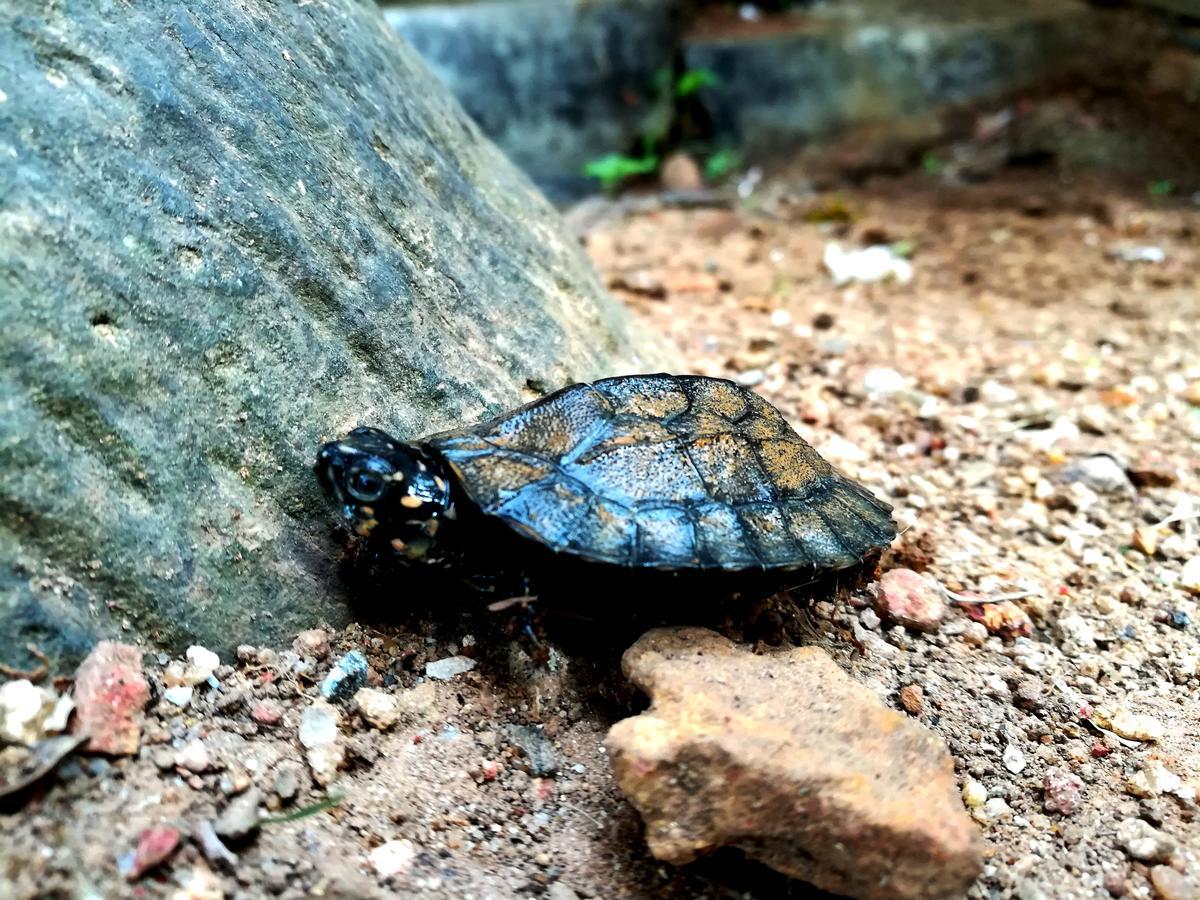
[272,761,302,801]
[874,568,945,632]
[1132,526,1159,556]
[504,725,561,777]
[1061,455,1131,494]
[163,685,194,708]
[215,787,262,843]
[1180,557,1200,595]
[898,684,924,716]
[962,621,990,646]
[306,743,345,787]
[425,655,477,681]
[120,826,181,881]
[1117,817,1175,862]
[320,650,369,702]
[0,679,63,745]
[293,629,331,660]
[186,645,220,679]
[1100,708,1165,742]
[251,700,283,727]
[1150,866,1199,900]
[175,740,214,773]
[982,797,1012,823]
[1126,761,1184,798]
[299,701,340,748]
[1042,767,1084,815]
[1014,679,1044,710]
[1003,744,1027,774]
[368,838,417,878]
[354,688,401,730]
[962,780,988,808]
[863,367,906,395]
[859,607,881,630]
[73,640,151,756]
[1055,614,1097,656]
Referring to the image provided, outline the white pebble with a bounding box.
[369,839,417,878]
[425,656,477,681]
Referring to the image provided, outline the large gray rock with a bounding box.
[686,0,1111,162]
[384,0,680,200]
[0,0,665,669]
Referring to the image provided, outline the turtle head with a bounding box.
[314,426,455,561]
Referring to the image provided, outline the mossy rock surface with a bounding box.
[0,0,664,669]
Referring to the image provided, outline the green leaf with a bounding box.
[704,148,741,181]
[675,68,719,98]
[1148,179,1175,197]
[582,153,660,190]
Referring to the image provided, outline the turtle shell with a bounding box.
[425,374,895,572]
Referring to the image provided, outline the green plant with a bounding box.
[921,152,945,176]
[1148,179,1175,197]
[675,68,719,98]
[582,153,661,191]
[704,148,740,181]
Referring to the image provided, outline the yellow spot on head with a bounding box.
[400,495,423,509]
[433,475,446,491]
[390,537,407,552]
[354,518,378,536]
[423,519,440,537]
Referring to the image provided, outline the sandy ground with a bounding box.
[2,166,1198,900]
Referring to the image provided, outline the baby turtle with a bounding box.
[315,374,895,585]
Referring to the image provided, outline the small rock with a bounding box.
[966,601,1033,639]
[547,883,582,900]
[606,627,982,900]
[368,838,417,878]
[320,650,369,702]
[1014,679,1044,711]
[299,701,340,749]
[0,679,62,745]
[660,153,703,191]
[293,628,331,660]
[173,864,225,900]
[186,645,220,679]
[1098,708,1165,742]
[163,685,194,708]
[898,685,924,716]
[192,820,239,871]
[874,569,945,632]
[306,743,344,787]
[354,688,400,730]
[215,788,262,843]
[120,826,181,881]
[272,761,303,801]
[1126,761,1184,798]
[1180,557,1200,595]
[1132,526,1159,556]
[1003,744,1027,775]
[1117,817,1175,862]
[961,621,989,646]
[982,797,1012,823]
[1150,865,1198,900]
[961,780,988,809]
[504,725,561,777]
[863,367,907,396]
[1055,614,1097,656]
[1061,455,1132,494]
[73,640,150,756]
[860,608,881,630]
[1043,767,1084,815]
[251,701,283,727]
[175,740,214,773]
[425,655,476,681]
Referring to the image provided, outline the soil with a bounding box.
[3,164,1198,899]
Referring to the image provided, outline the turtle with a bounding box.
[314,374,895,597]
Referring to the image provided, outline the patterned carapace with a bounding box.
[316,374,895,574]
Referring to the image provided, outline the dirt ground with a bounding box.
[3,164,1199,900]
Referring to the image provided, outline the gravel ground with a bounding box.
[2,166,1198,900]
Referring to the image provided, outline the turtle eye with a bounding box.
[347,467,385,502]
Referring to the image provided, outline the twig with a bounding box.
[0,644,50,683]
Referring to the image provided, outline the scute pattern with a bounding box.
[427,374,895,570]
